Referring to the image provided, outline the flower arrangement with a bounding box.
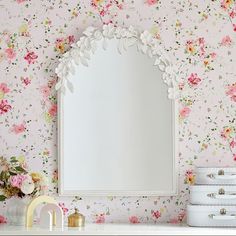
[0,156,48,201]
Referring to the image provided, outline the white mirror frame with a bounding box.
[55,24,181,196]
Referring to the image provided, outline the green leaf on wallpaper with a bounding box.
[0,195,6,201]
[44,112,52,123]
[10,159,18,163]
[15,166,26,172]
[10,156,18,163]
[9,171,17,176]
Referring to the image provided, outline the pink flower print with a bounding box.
[24,51,38,64]
[210,52,217,59]
[129,216,139,224]
[221,35,232,46]
[226,83,236,102]
[0,99,12,115]
[68,35,75,44]
[5,48,16,60]
[179,107,191,119]
[10,174,27,188]
[52,169,58,183]
[169,211,186,224]
[16,0,25,3]
[152,210,161,219]
[233,24,236,32]
[146,0,158,5]
[91,0,103,7]
[12,123,26,134]
[178,211,186,222]
[48,104,57,117]
[58,203,69,215]
[0,83,10,94]
[40,85,50,98]
[198,37,205,45]
[234,154,236,161]
[229,10,236,18]
[187,73,201,87]
[230,140,236,148]
[169,218,179,224]
[95,214,105,224]
[221,0,234,10]
[21,77,31,86]
[0,215,7,224]
[221,127,234,139]
[185,169,195,185]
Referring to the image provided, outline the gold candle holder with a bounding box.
[68,208,85,227]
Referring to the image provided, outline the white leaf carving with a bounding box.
[55,24,182,100]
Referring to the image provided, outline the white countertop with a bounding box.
[0,223,236,235]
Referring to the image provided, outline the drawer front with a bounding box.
[196,167,236,185]
[187,205,236,227]
[190,186,236,205]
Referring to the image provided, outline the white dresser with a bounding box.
[0,224,236,235]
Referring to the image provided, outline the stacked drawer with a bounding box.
[187,167,236,227]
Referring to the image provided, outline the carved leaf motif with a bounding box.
[66,79,74,93]
[102,38,108,50]
[55,24,181,99]
[80,57,88,67]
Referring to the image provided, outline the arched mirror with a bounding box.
[56,25,179,196]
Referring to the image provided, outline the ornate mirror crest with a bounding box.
[55,24,182,100]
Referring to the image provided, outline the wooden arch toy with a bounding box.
[25,195,57,228]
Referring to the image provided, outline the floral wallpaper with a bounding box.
[0,0,236,224]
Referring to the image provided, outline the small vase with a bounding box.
[6,196,31,226]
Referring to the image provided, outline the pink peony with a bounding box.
[5,48,16,59]
[21,77,31,86]
[152,210,161,219]
[221,35,232,46]
[226,83,236,102]
[129,216,140,224]
[0,215,6,224]
[0,99,12,115]
[230,140,236,148]
[169,211,186,224]
[95,214,105,224]
[48,104,57,117]
[234,154,236,161]
[229,11,236,18]
[146,0,158,5]
[58,203,69,215]
[0,83,10,94]
[178,211,186,222]
[40,85,50,98]
[10,174,27,188]
[179,107,191,118]
[233,24,236,32]
[68,35,75,44]
[12,123,26,134]
[24,51,38,64]
[187,73,201,87]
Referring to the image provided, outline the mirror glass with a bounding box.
[59,38,177,196]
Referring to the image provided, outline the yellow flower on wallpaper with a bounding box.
[19,24,28,36]
[93,0,104,5]
[184,170,195,185]
[31,172,42,182]
[150,25,160,39]
[175,20,182,27]
[186,43,196,55]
